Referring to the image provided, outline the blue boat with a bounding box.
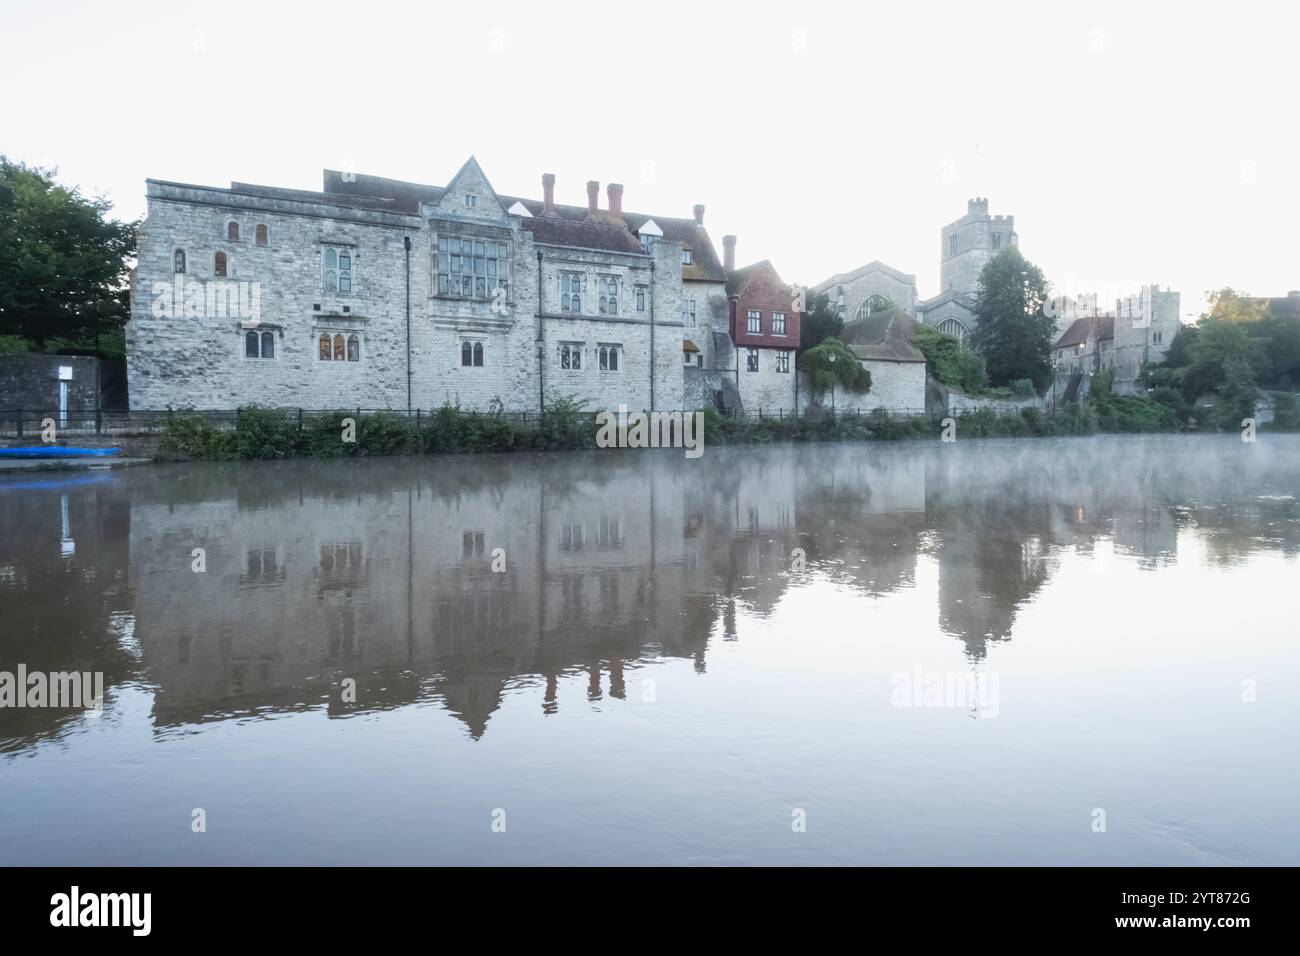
[0,446,121,459]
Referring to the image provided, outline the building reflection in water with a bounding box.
[1,436,1297,749]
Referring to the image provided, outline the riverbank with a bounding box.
[144,397,1300,463]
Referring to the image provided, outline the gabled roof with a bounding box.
[814,260,916,292]
[725,259,782,297]
[838,309,926,363]
[321,164,727,279]
[917,289,976,312]
[1055,315,1114,349]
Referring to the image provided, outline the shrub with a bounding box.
[231,406,298,459]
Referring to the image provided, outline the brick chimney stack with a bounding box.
[541,173,557,217]
[723,235,736,272]
[693,204,705,225]
[607,183,624,222]
[586,181,600,219]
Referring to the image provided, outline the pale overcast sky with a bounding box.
[2,0,1296,316]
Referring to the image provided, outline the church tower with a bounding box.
[939,197,1017,299]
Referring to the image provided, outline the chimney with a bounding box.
[693,204,705,225]
[1289,290,1300,298]
[541,173,557,217]
[722,235,737,272]
[586,180,600,219]
[607,183,624,222]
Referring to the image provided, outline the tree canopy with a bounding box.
[798,337,871,396]
[968,247,1055,393]
[0,157,136,352]
[797,287,844,352]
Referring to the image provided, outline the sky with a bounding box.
[2,0,1297,318]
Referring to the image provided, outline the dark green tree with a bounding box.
[968,247,1055,393]
[798,337,871,397]
[0,157,136,352]
[797,287,843,352]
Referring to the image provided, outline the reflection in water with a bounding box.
[2,435,1296,746]
[1,436,1298,864]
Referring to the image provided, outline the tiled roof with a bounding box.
[321,169,727,280]
[838,309,926,363]
[1055,315,1114,350]
[523,216,644,255]
[724,260,775,297]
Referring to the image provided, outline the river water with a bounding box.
[1,435,1297,865]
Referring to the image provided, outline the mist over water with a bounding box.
[1,435,1297,865]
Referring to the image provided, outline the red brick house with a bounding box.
[724,246,800,413]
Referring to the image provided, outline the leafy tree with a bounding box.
[1206,287,1266,324]
[968,247,1055,393]
[1210,357,1259,431]
[912,324,986,393]
[797,287,843,352]
[0,157,136,352]
[798,337,871,397]
[1181,314,1268,401]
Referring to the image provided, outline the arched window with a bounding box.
[992,232,1001,250]
[245,331,259,357]
[461,341,472,366]
[333,334,345,361]
[260,331,274,359]
[174,249,186,273]
[214,251,227,277]
[227,222,240,241]
[347,334,360,362]
[473,342,483,367]
[255,224,268,246]
[319,333,331,361]
[936,318,969,341]
[854,294,895,320]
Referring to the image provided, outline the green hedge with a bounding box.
[160,400,597,461]
[161,392,1198,462]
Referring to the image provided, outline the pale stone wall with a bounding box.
[799,360,926,414]
[127,182,423,410]
[736,347,797,414]
[819,266,918,319]
[681,279,728,371]
[129,176,691,413]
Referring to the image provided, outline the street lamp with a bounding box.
[828,352,836,414]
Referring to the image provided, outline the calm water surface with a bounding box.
[1,435,1297,865]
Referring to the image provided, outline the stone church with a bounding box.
[126,157,731,413]
[814,197,1018,343]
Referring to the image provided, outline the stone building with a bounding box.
[811,309,928,414]
[1051,285,1180,400]
[724,256,800,414]
[812,261,919,324]
[916,197,1018,341]
[127,157,732,413]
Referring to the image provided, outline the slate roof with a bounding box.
[838,309,926,363]
[1055,315,1114,350]
[321,168,727,280]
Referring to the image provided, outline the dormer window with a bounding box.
[682,249,693,265]
[641,234,656,253]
